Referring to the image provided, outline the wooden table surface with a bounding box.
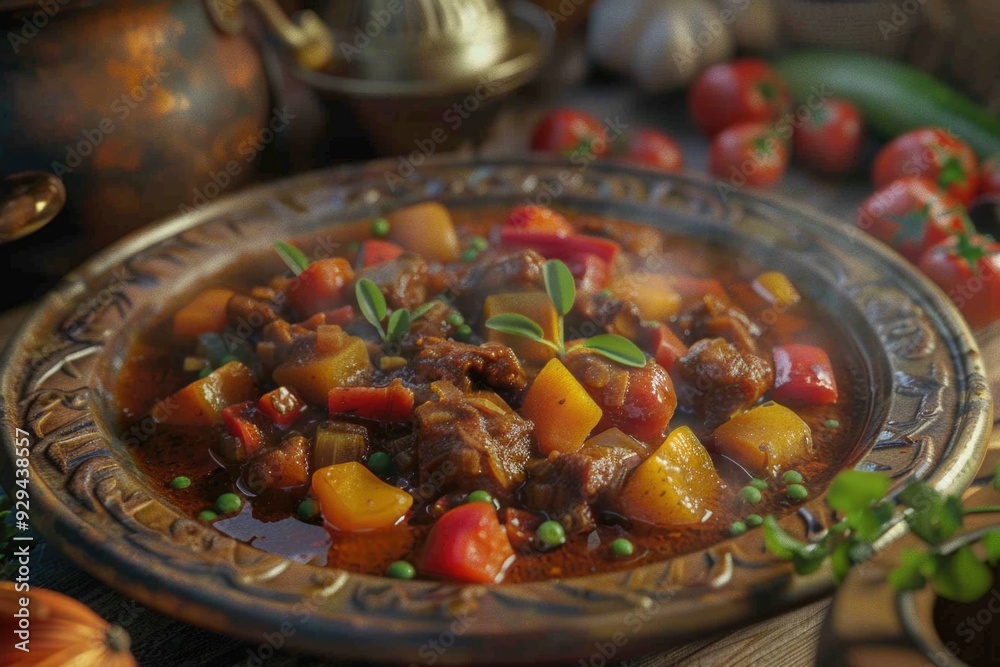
[3,79,992,667]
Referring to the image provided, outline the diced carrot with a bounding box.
[620,426,724,525]
[649,323,687,371]
[286,257,354,318]
[712,403,813,477]
[359,239,404,267]
[327,380,415,422]
[171,289,234,340]
[311,462,413,531]
[519,358,603,455]
[504,205,574,236]
[153,362,257,425]
[483,291,559,363]
[323,305,356,327]
[387,202,460,263]
[222,401,266,457]
[258,386,308,427]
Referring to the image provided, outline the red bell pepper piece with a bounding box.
[258,386,308,428]
[498,229,620,265]
[771,344,838,405]
[327,380,415,422]
[504,205,574,236]
[222,401,265,457]
[649,323,687,371]
[420,502,515,583]
[359,239,405,267]
[286,257,354,318]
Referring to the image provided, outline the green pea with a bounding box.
[198,367,213,379]
[297,498,319,520]
[786,484,809,501]
[823,419,840,428]
[749,478,769,491]
[197,510,217,522]
[466,490,493,505]
[215,492,242,514]
[386,560,416,579]
[782,470,804,485]
[455,324,473,341]
[537,520,566,549]
[445,312,465,327]
[367,451,393,477]
[745,513,763,527]
[740,486,763,505]
[610,538,634,558]
[371,217,390,237]
[460,248,479,263]
[469,236,489,253]
[170,476,191,490]
[598,289,612,298]
[730,521,747,536]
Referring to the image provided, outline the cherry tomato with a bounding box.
[687,58,791,137]
[709,121,789,188]
[419,502,515,583]
[979,155,1000,196]
[856,177,971,263]
[917,233,1000,330]
[791,98,864,175]
[530,108,609,159]
[612,128,684,172]
[872,127,980,206]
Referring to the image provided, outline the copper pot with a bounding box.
[0,0,271,250]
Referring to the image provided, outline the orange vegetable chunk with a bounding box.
[311,462,413,531]
[609,273,682,322]
[620,426,724,525]
[483,291,559,363]
[752,271,801,309]
[171,288,234,340]
[712,402,813,477]
[519,358,603,455]
[272,334,373,405]
[387,202,460,263]
[153,361,257,425]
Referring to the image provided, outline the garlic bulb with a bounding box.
[0,582,137,667]
[587,0,661,75]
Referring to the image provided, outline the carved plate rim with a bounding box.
[0,156,992,664]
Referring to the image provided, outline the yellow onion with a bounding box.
[0,582,137,667]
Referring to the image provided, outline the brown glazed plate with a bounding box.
[0,157,992,664]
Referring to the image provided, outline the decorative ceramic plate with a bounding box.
[0,158,991,663]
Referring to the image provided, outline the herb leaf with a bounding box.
[827,470,891,515]
[899,483,963,545]
[274,241,311,275]
[485,314,546,342]
[581,334,647,368]
[410,301,438,320]
[931,546,994,603]
[356,278,387,337]
[889,549,932,593]
[386,309,411,343]
[544,259,576,316]
[984,530,1000,566]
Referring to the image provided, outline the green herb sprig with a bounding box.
[761,462,1000,603]
[355,278,436,345]
[274,241,311,275]
[485,260,646,368]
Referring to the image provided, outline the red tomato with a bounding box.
[286,257,354,318]
[687,58,791,137]
[771,344,838,405]
[358,239,404,267]
[917,233,1000,330]
[792,98,864,175]
[419,502,515,583]
[709,122,789,188]
[613,128,684,172]
[504,205,574,236]
[530,108,609,159]
[872,127,980,205]
[980,155,1000,196]
[856,177,971,263]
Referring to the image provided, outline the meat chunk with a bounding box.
[671,337,773,430]
[520,430,645,532]
[455,250,545,322]
[403,300,459,343]
[414,391,533,504]
[408,338,527,405]
[227,294,281,329]
[676,295,762,354]
[564,349,677,445]
[356,254,428,311]
[243,434,310,494]
[572,291,647,343]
